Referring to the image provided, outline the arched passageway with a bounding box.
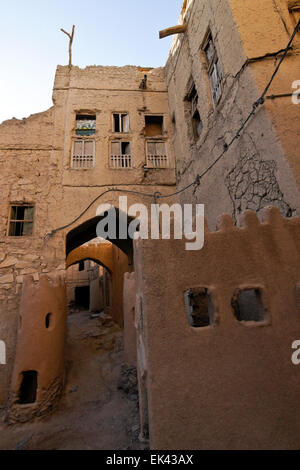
[66,210,134,264]
[65,209,135,326]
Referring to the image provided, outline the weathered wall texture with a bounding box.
[66,260,102,311]
[165,0,300,227]
[89,276,104,313]
[0,107,64,408]
[7,274,67,423]
[123,272,137,367]
[66,241,131,326]
[0,65,176,407]
[134,207,300,449]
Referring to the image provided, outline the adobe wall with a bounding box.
[90,277,104,313]
[53,65,176,190]
[7,274,67,423]
[165,0,300,228]
[66,241,131,326]
[123,272,137,367]
[134,207,300,449]
[0,64,176,407]
[0,107,66,408]
[229,0,300,188]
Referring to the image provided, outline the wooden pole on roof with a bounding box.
[61,25,75,67]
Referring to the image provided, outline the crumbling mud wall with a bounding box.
[66,241,131,326]
[165,0,300,227]
[134,207,300,449]
[0,64,176,407]
[7,274,67,423]
[0,107,66,408]
[123,272,137,367]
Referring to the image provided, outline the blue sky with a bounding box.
[0,0,183,124]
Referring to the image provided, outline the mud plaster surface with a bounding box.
[0,310,145,450]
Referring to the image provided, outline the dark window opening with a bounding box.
[192,109,203,140]
[186,84,203,140]
[145,115,163,136]
[203,33,223,105]
[75,286,90,310]
[121,142,131,155]
[78,261,85,272]
[76,114,96,136]
[45,313,52,329]
[18,371,38,404]
[113,113,130,133]
[184,288,214,327]
[231,288,266,322]
[8,205,34,237]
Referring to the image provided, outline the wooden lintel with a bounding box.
[159,23,187,39]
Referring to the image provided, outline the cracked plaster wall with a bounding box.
[0,65,177,407]
[165,0,300,227]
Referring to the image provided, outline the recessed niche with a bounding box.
[18,370,38,404]
[184,288,215,327]
[231,288,266,323]
[45,313,52,329]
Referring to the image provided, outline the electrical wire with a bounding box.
[45,18,300,239]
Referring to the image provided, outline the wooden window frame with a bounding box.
[75,114,96,136]
[186,83,203,141]
[7,204,35,237]
[71,139,96,169]
[146,140,169,168]
[203,32,223,106]
[109,140,132,169]
[112,113,130,133]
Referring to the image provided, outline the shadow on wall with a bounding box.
[7,274,67,424]
[134,207,300,449]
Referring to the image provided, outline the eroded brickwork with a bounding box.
[0,65,176,408]
[165,0,300,227]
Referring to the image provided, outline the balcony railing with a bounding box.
[146,154,169,168]
[72,154,95,169]
[110,154,132,169]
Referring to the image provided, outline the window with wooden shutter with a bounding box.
[110,141,132,168]
[8,205,34,236]
[203,33,223,105]
[113,113,130,133]
[186,83,203,140]
[72,140,95,169]
[146,141,168,168]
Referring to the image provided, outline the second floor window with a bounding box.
[8,205,34,236]
[72,140,95,169]
[76,115,96,136]
[145,115,164,136]
[110,141,132,169]
[186,84,203,140]
[113,113,130,133]
[146,141,168,168]
[204,33,222,105]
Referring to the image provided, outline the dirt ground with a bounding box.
[0,310,146,450]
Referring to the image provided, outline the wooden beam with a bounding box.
[159,23,187,39]
[61,25,75,67]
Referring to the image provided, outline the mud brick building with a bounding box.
[0,0,299,449]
